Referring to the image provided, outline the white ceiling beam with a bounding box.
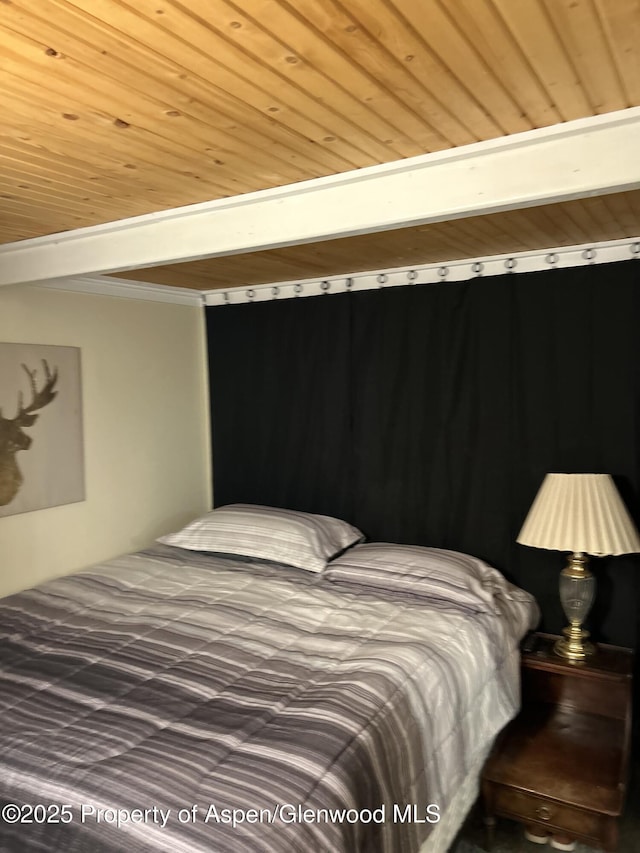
[1,108,639,288]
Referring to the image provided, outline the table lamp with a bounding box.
[517,473,640,661]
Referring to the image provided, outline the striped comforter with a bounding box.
[0,545,537,853]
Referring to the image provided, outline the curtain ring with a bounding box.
[246,289,255,301]
[222,292,230,305]
[271,286,280,299]
[345,277,353,290]
[545,253,558,268]
[437,266,449,279]
[293,283,303,297]
[377,274,388,286]
[582,248,596,263]
[320,280,331,293]
[472,262,484,277]
[407,270,418,282]
[504,258,516,272]
[631,242,640,258]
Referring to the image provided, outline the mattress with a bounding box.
[0,544,537,853]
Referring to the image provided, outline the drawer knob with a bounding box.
[535,806,552,821]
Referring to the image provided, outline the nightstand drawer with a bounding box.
[492,785,605,839]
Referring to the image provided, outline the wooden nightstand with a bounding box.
[482,633,633,852]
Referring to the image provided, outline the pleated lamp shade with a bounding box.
[517,473,640,557]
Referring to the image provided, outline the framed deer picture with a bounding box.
[0,343,84,518]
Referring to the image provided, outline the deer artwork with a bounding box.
[0,360,58,506]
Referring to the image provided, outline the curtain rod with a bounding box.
[204,237,640,306]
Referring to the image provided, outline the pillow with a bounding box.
[323,542,532,614]
[157,504,364,573]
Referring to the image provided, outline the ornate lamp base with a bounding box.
[554,624,596,661]
[554,553,597,662]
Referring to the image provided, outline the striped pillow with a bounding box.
[158,504,364,573]
[324,543,529,614]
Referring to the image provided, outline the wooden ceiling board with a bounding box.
[594,0,640,103]
[110,190,640,291]
[280,0,499,144]
[9,0,361,174]
[61,0,405,161]
[545,0,627,113]
[1,77,305,199]
[438,0,562,128]
[1,0,639,283]
[387,0,534,135]
[490,0,595,119]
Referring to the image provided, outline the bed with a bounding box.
[0,505,539,853]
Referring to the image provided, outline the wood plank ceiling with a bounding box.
[1,0,639,290]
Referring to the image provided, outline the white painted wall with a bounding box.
[0,284,211,598]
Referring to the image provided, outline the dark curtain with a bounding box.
[207,260,640,648]
[208,293,354,520]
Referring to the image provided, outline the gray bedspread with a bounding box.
[0,546,538,853]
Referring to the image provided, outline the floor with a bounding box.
[450,762,640,853]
